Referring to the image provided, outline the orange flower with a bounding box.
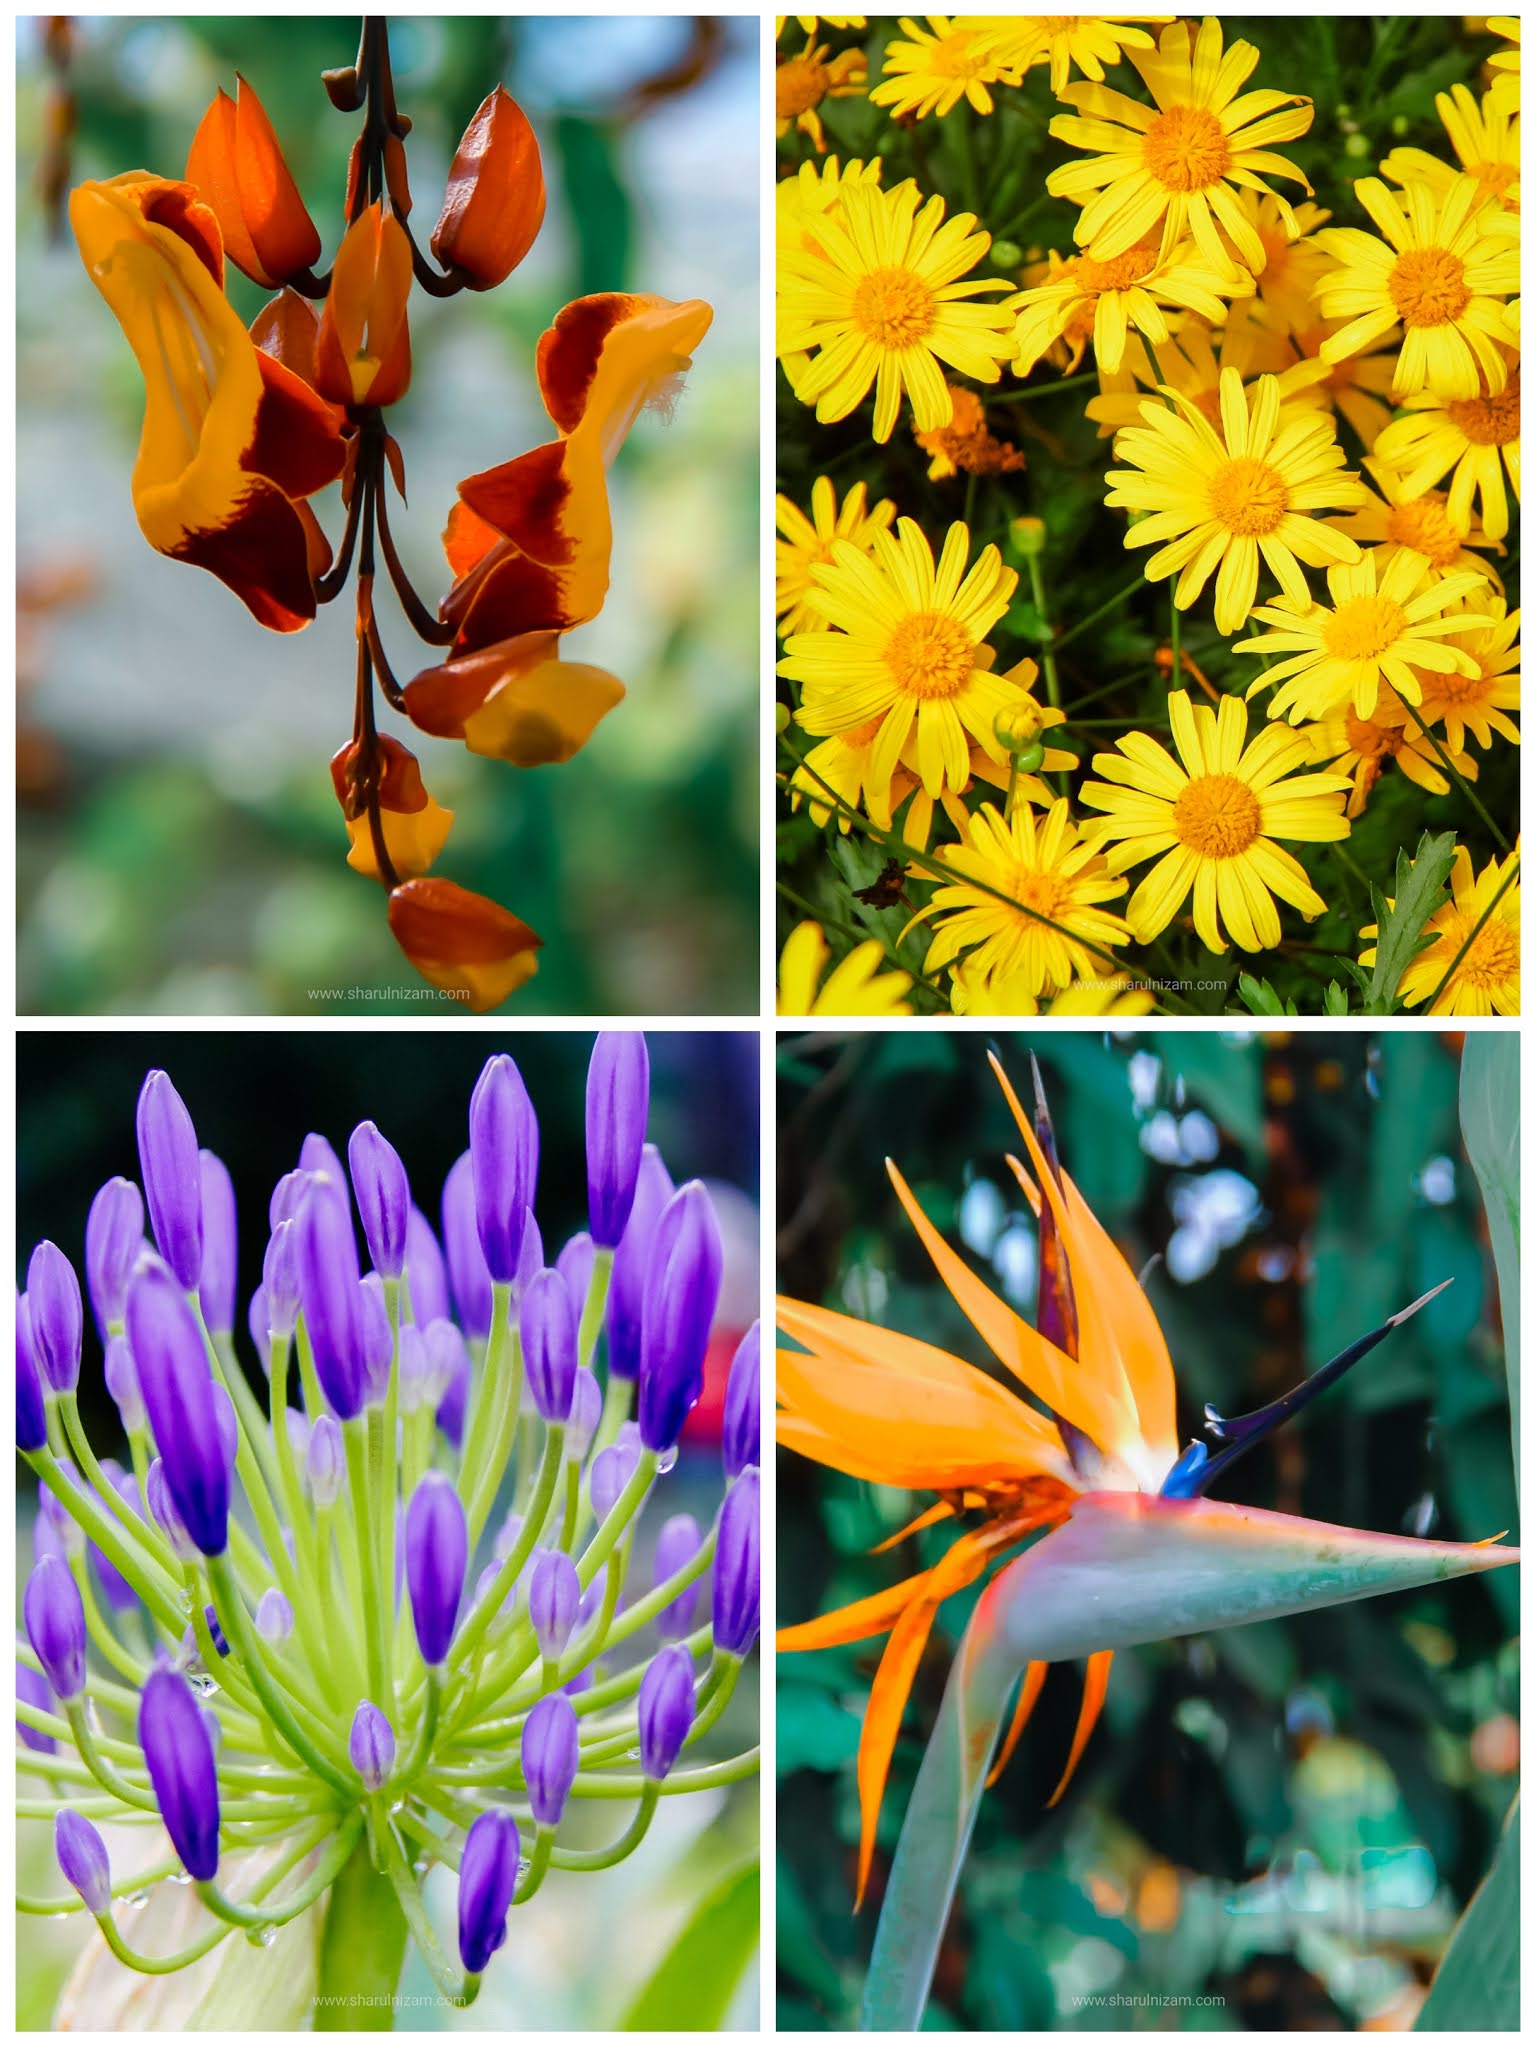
[315,203,413,408]
[403,631,624,768]
[185,75,321,290]
[431,87,546,289]
[387,878,541,1012]
[329,735,453,881]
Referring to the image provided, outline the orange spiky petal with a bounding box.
[872,1500,957,1555]
[986,1660,1048,1788]
[1046,1649,1114,1808]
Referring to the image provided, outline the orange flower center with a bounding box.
[1172,773,1262,858]
[846,713,886,748]
[1446,369,1521,446]
[1207,455,1289,536]
[1141,105,1232,194]
[1344,710,1403,761]
[1005,868,1074,922]
[1322,594,1407,662]
[1388,246,1471,328]
[852,265,937,348]
[1435,906,1520,992]
[1419,665,1492,707]
[884,610,974,700]
[1466,157,1517,200]
[924,28,991,82]
[777,55,830,118]
[1384,492,1464,569]
[1074,240,1161,293]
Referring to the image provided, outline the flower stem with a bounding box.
[315,1828,412,2031]
[552,1784,660,1869]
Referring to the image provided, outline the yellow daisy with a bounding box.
[1236,194,1334,337]
[1236,551,1497,722]
[1047,17,1314,271]
[1011,236,1250,378]
[780,517,1022,813]
[778,16,867,38]
[1080,690,1352,955]
[776,153,884,261]
[1333,459,1503,585]
[951,961,1156,1017]
[913,384,1024,479]
[1393,594,1520,755]
[1485,17,1520,117]
[776,40,867,152]
[776,920,914,1017]
[869,16,1010,121]
[910,798,1131,1002]
[1370,352,1521,541]
[1087,306,1323,438]
[1380,85,1520,211]
[1283,316,1402,451]
[776,477,896,637]
[968,16,1173,99]
[1360,841,1520,1016]
[1313,176,1518,400]
[1105,366,1366,636]
[777,178,1016,443]
[788,724,919,835]
[1303,703,1478,819]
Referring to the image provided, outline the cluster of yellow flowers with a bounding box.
[775,15,1520,1018]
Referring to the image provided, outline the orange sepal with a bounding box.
[387,878,540,1013]
[186,77,320,289]
[405,633,624,767]
[431,86,545,289]
[1045,1649,1113,1808]
[330,736,453,883]
[251,288,348,427]
[315,204,413,408]
[987,1661,1048,1788]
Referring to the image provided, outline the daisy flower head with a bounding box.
[869,16,1010,122]
[1080,690,1352,955]
[1237,194,1334,337]
[1395,593,1520,755]
[1485,16,1521,116]
[1011,235,1250,379]
[778,16,867,38]
[1237,551,1497,723]
[1312,176,1519,401]
[913,383,1024,478]
[1371,350,1521,540]
[776,476,897,636]
[1105,366,1366,636]
[780,516,1020,816]
[1333,458,1504,585]
[1282,317,1405,452]
[776,919,914,1017]
[1046,16,1314,272]
[1087,305,1322,438]
[1380,84,1520,211]
[787,722,917,835]
[910,797,1132,1004]
[1303,703,1477,819]
[1359,840,1520,1016]
[776,39,867,153]
[968,16,1173,100]
[777,177,1016,443]
[777,154,884,262]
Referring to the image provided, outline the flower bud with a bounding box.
[442,1153,493,1339]
[18,1659,57,1755]
[126,1265,230,1557]
[397,1323,427,1413]
[474,1560,517,1620]
[247,1287,271,1372]
[469,1055,539,1283]
[638,1182,722,1453]
[197,1151,238,1336]
[300,1131,348,1190]
[406,1471,467,1666]
[37,1466,83,1561]
[315,203,413,408]
[457,1808,520,1974]
[140,1664,221,1881]
[387,878,543,1016]
[431,88,545,290]
[528,1549,579,1661]
[92,1465,142,1614]
[588,1438,638,1521]
[55,1810,112,1915]
[713,1468,760,1658]
[16,1295,47,1452]
[350,1700,396,1792]
[521,1268,577,1424]
[201,1605,230,1660]
[136,1071,204,1291]
[255,1588,293,1646]
[349,1121,410,1280]
[586,1032,649,1248]
[263,1220,301,1341]
[652,1513,704,1642]
[606,1145,674,1381]
[85,1177,144,1333]
[269,1168,312,1230]
[185,76,321,289]
[358,1273,395,1407]
[146,1458,197,1561]
[297,1184,366,1421]
[638,1643,695,1780]
[722,1321,761,1479]
[103,1334,146,1433]
[567,1368,602,1462]
[405,1205,451,1326]
[27,1241,83,1394]
[306,1415,345,1509]
[25,1555,87,1701]
[521,1691,579,1826]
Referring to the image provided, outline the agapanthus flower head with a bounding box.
[714,1468,762,1658]
[529,1548,580,1660]
[296,1182,367,1421]
[306,1413,345,1507]
[103,1333,145,1433]
[442,1151,494,1339]
[17,1659,57,1755]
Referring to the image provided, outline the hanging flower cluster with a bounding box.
[71,19,712,1011]
[17,1037,760,2018]
[775,15,1519,1018]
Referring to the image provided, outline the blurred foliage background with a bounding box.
[18,15,758,1016]
[17,1029,759,2029]
[776,1029,1518,2029]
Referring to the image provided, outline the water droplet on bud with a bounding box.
[168,1870,193,1886]
[124,1890,150,1910]
[655,1447,678,1475]
[244,1924,277,1948]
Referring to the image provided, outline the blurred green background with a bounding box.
[18,16,758,1016]
[776,1029,1518,2030]
[17,1029,759,2028]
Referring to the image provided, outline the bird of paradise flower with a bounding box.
[776,1051,1519,2029]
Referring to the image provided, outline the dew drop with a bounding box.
[655,1447,678,1475]
[168,1870,193,1886]
[244,1924,277,1948]
[188,1674,220,1698]
[176,1592,195,1617]
[124,1890,150,1910]
[625,1747,641,1761]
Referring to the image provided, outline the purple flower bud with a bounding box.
[638,1644,695,1780]
[297,1186,366,1421]
[306,1416,345,1509]
[202,1605,230,1659]
[722,1321,760,1480]
[521,1692,579,1826]
[136,1071,204,1290]
[27,1241,83,1394]
[474,1561,517,1619]
[577,1563,608,1632]
[442,1153,493,1339]
[127,1265,230,1558]
[521,1268,577,1425]
[25,1555,87,1700]
[91,1466,141,1614]
[405,1472,467,1665]
[404,1206,450,1327]
[247,1287,271,1372]
[255,1588,293,1646]
[397,1324,427,1413]
[349,1122,410,1280]
[589,1439,638,1521]
[528,1550,580,1660]
[638,1182,722,1453]
[607,1145,674,1381]
[587,1032,649,1247]
[652,1514,704,1642]
[713,1468,760,1658]
[146,1458,196,1561]
[139,1664,221,1881]
[263,1221,301,1342]
[55,1811,112,1914]
[358,1274,394,1407]
[562,1665,593,1698]
[269,1168,312,1230]
[85,1178,144,1334]
[18,1658,57,1753]
[37,1463,84,1559]
[284,1406,310,1464]
[350,1701,396,1791]
[457,1808,519,1974]
[469,1055,539,1283]
[103,1335,145,1433]
[197,1152,238,1336]
[299,1131,347,1189]
[16,1294,47,1452]
[556,1230,595,1315]
[567,1369,602,1462]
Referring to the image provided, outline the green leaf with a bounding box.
[619,1857,759,2032]
[1415,1797,1519,2030]
[1323,980,1350,1016]
[1458,1035,1520,1496]
[1363,831,1457,1015]
[1236,972,1294,1016]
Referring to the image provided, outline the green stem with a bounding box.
[514,1825,554,1902]
[344,1418,389,1711]
[196,1814,361,1929]
[1052,570,1146,652]
[206,1553,354,1795]
[552,1783,659,1868]
[577,1247,613,1368]
[315,1830,413,2030]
